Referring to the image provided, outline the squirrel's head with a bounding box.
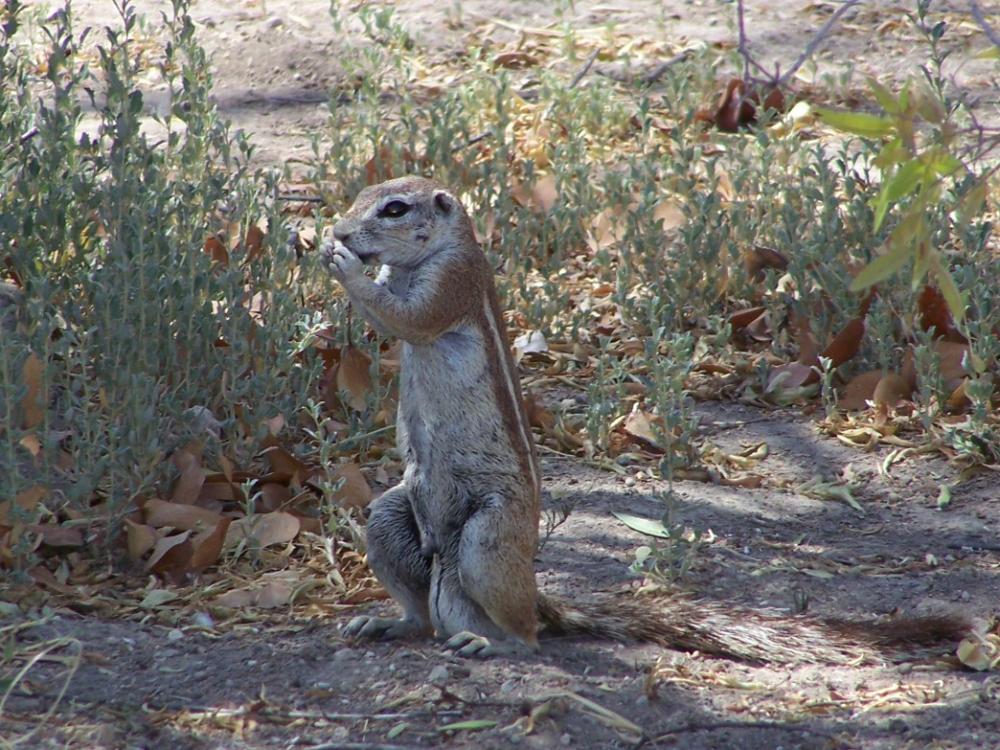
[332,176,476,269]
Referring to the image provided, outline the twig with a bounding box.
[639,50,694,85]
[2,126,39,156]
[779,0,861,85]
[971,1,1000,49]
[299,743,417,750]
[637,719,838,747]
[568,48,601,89]
[736,0,861,87]
[276,193,325,203]
[451,129,493,153]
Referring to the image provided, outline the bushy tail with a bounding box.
[536,591,968,665]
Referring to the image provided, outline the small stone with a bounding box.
[428,665,449,684]
[266,16,284,29]
[560,733,572,745]
[192,611,214,629]
[166,628,184,642]
[333,647,358,662]
[624,477,636,487]
[499,678,519,695]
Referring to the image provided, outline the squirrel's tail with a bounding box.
[536,591,968,665]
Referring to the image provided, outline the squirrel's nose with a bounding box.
[333,224,352,242]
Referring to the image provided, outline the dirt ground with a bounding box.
[5,1,1000,749]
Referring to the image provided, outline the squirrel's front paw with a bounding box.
[320,238,363,281]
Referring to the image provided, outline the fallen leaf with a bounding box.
[20,352,44,429]
[125,519,157,561]
[622,408,664,451]
[821,317,865,368]
[170,449,206,505]
[203,236,229,266]
[730,306,766,329]
[330,463,373,510]
[652,199,685,231]
[513,330,548,358]
[145,498,222,531]
[493,50,537,69]
[744,245,789,282]
[337,345,373,411]
[839,370,883,410]
[27,524,83,548]
[0,486,46,525]
[243,224,266,265]
[146,530,193,579]
[189,517,232,572]
[226,511,300,548]
[873,373,912,408]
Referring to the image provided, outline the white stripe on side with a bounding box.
[480,292,540,492]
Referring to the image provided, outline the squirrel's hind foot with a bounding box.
[443,631,535,658]
[342,615,429,641]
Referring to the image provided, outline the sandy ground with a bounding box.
[6,2,1000,748]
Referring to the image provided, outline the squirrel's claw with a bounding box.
[342,615,424,641]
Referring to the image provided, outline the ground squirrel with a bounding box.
[322,175,966,663]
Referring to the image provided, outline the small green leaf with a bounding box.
[816,108,895,138]
[976,46,1000,60]
[957,180,988,222]
[612,512,670,539]
[867,77,900,114]
[930,254,966,323]
[387,723,408,739]
[873,160,924,229]
[937,484,952,510]
[849,239,913,291]
[140,589,178,609]
[437,720,498,732]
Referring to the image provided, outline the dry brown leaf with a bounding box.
[839,370,883,410]
[18,434,42,458]
[652,199,685,231]
[170,448,206,505]
[125,519,157,561]
[259,436,310,482]
[730,306,766,329]
[821,317,866,368]
[524,391,556,431]
[203,236,229,266]
[144,498,223,532]
[0,485,46,526]
[146,530,193,579]
[330,462,373,510]
[532,174,559,213]
[215,573,300,610]
[337,345,373,411]
[873,373,912,408]
[918,284,964,342]
[744,245,789,282]
[189,517,232,572]
[493,50,538,69]
[20,352,43,429]
[622,409,664,451]
[257,482,293,512]
[226,511,300,548]
[27,524,83,548]
[243,224,266,266]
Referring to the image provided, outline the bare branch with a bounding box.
[736,0,861,87]
[569,48,601,89]
[971,1,1000,48]
[778,0,862,86]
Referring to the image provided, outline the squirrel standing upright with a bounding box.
[322,175,966,663]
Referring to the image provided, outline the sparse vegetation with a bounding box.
[0,0,998,745]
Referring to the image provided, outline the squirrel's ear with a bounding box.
[433,190,455,215]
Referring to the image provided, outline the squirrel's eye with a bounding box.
[380,200,410,218]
